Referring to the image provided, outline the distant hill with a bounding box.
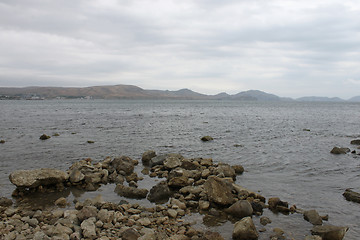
[0,84,359,102]
[348,96,360,102]
[297,96,345,102]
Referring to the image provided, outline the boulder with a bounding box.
[330,147,350,154]
[350,139,360,145]
[77,206,98,222]
[55,197,68,207]
[142,150,156,166]
[232,217,259,240]
[111,156,136,175]
[168,176,190,188]
[9,168,68,188]
[164,156,182,169]
[311,225,349,240]
[204,176,235,206]
[201,136,213,141]
[121,228,141,240]
[114,184,148,199]
[181,159,200,170]
[304,210,323,225]
[268,197,289,212]
[343,189,360,203]
[147,181,172,203]
[150,153,184,168]
[215,163,236,179]
[201,231,224,240]
[69,169,85,184]
[225,200,253,219]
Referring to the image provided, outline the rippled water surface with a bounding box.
[1,99,359,239]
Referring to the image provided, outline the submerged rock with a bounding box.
[232,217,259,240]
[330,147,350,154]
[9,168,68,188]
[311,225,349,240]
[343,189,360,203]
[39,134,51,140]
[304,210,323,225]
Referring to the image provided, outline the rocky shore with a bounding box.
[0,151,351,240]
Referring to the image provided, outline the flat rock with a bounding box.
[311,225,349,240]
[330,147,350,154]
[9,168,68,188]
[114,184,148,199]
[350,139,360,145]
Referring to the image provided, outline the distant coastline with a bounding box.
[0,84,359,102]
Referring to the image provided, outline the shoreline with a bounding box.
[1,151,350,240]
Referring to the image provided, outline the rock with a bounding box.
[199,158,213,166]
[305,236,322,240]
[201,136,213,141]
[137,217,151,226]
[268,197,289,212]
[232,217,259,240]
[170,198,187,210]
[202,231,224,240]
[0,139,5,144]
[77,206,98,222]
[199,200,210,210]
[142,150,156,166]
[232,165,244,174]
[330,147,350,154]
[350,139,360,145]
[343,188,360,203]
[55,197,68,207]
[121,228,140,240]
[0,197,13,207]
[225,200,253,219]
[39,134,51,140]
[204,176,235,206]
[304,210,323,225]
[215,163,236,179]
[114,185,148,199]
[260,216,271,226]
[164,156,182,169]
[311,225,349,240]
[147,181,172,203]
[111,156,136,175]
[181,159,200,170]
[9,168,68,188]
[81,218,96,239]
[167,209,178,218]
[69,169,85,184]
[168,176,189,188]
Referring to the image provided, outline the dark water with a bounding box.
[0,99,359,239]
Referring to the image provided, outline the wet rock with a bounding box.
[260,216,271,226]
[204,176,235,206]
[311,225,349,240]
[142,150,156,166]
[304,210,323,225]
[232,165,244,174]
[350,139,360,145]
[330,147,350,154]
[9,168,68,188]
[0,197,13,207]
[114,185,148,199]
[268,197,289,213]
[69,169,85,184]
[81,218,96,239]
[201,136,213,141]
[343,188,360,203]
[111,156,136,175]
[232,216,259,240]
[39,134,51,140]
[0,139,5,144]
[225,200,253,219]
[55,197,68,207]
[147,181,172,203]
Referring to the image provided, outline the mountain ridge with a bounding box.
[0,84,359,102]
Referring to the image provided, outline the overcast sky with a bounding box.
[0,0,359,98]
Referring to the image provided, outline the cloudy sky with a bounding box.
[0,0,359,98]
